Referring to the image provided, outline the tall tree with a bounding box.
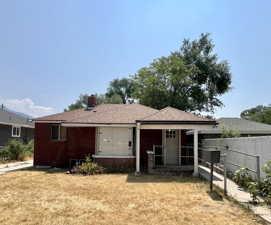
[240,105,271,124]
[132,33,232,112]
[64,94,88,111]
[106,78,135,104]
[64,93,122,111]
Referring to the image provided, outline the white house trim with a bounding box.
[62,123,135,127]
[193,129,199,176]
[136,122,141,174]
[92,155,135,159]
[34,121,62,124]
[11,125,21,137]
[0,121,33,128]
[140,124,215,130]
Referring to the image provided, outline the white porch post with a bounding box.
[193,129,199,176]
[136,122,141,174]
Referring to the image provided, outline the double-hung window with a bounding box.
[51,125,67,141]
[12,126,21,137]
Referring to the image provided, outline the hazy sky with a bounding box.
[1,0,271,117]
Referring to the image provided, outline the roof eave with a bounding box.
[136,120,217,125]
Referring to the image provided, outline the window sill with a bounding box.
[93,155,135,159]
[50,139,67,142]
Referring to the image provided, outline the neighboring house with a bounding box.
[188,117,271,139]
[0,105,34,147]
[33,95,216,174]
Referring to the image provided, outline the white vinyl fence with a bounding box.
[202,136,271,179]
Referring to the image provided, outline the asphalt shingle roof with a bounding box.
[198,117,271,134]
[35,104,215,125]
[0,108,34,128]
[139,106,213,122]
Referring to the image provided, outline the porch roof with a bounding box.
[137,107,216,125]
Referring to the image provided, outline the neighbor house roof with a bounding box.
[0,108,34,128]
[191,117,271,135]
[34,104,216,125]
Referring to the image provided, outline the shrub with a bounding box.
[0,147,10,160]
[24,140,34,154]
[264,193,271,205]
[232,167,254,188]
[258,161,271,205]
[232,161,271,206]
[247,182,260,204]
[263,160,271,177]
[72,156,104,175]
[1,140,34,161]
[221,127,240,138]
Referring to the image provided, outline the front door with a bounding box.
[165,130,179,165]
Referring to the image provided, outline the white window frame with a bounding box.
[51,125,67,141]
[12,126,21,137]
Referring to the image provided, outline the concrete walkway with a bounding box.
[199,165,271,224]
[0,160,33,175]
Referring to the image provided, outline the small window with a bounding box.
[51,125,60,140]
[51,125,67,141]
[12,126,21,137]
[166,130,176,139]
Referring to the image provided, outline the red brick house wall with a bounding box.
[34,123,96,166]
[67,127,96,159]
[140,129,162,170]
[94,158,135,171]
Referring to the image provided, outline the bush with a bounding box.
[232,167,254,189]
[263,160,271,177]
[72,156,104,175]
[232,161,271,206]
[259,161,271,204]
[1,140,34,161]
[221,127,240,138]
[24,140,34,154]
[247,182,260,204]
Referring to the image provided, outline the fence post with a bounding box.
[256,156,261,181]
[224,145,228,196]
[224,153,227,196]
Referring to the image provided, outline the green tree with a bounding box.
[96,93,123,104]
[64,94,88,111]
[221,127,240,138]
[106,78,135,104]
[132,33,232,112]
[240,105,271,124]
[64,93,123,111]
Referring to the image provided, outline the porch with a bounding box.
[148,145,194,171]
[136,125,201,175]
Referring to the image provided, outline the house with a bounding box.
[0,105,34,148]
[188,117,271,139]
[33,95,216,174]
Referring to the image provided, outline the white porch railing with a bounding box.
[153,145,194,168]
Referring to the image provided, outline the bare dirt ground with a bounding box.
[0,169,266,225]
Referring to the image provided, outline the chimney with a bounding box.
[87,95,97,110]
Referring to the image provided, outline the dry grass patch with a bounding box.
[0,169,266,225]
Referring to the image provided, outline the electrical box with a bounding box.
[202,150,220,163]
